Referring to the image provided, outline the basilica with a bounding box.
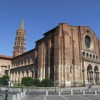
[0,19,100,87]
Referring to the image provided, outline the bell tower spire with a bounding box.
[19,18,24,30]
[13,18,26,57]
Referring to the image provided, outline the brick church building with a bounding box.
[0,19,100,87]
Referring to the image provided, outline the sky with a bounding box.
[0,0,100,56]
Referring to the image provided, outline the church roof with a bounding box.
[0,54,12,59]
[12,49,35,59]
[43,26,58,35]
[35,26,59,43]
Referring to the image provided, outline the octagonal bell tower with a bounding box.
[13,18,26,57]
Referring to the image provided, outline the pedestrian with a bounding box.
[88,82,91,89]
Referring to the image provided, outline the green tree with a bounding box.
[0,77,3,85]
[32,78,40,87]
[21,77,33,86]
[1,75,9,85]
[2,75,9,80]
[41,78,54,87]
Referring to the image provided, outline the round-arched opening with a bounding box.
[85,35,91,48]
[86,53,89,57]
[94,66,99,84]
[87,65,93,84]
[94,66,98,71]
[84,34,94,50]
[90,54,92,58]
[96,55,98,60]
[70,66,72,74]
[93,55,95,59]
[83,51,85,56]
[87,65,92,71]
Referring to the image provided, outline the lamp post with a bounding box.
[5,90,8,100]
[5,80,11,100]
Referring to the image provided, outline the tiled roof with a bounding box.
[0,54,12,59]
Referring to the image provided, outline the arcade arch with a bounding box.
[87,64,93,83]
[86,64,99,84]
[94,66,99,84]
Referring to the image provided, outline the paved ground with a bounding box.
[1,94,100,100]
[0,85,100,100]
[23,94,100,100]
[22,85,100,100]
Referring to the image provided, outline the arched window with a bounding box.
[96,55,98,60]
[86,53,89,58]
[87,65,92,71]
[83,51,85,56]
[93,55,95,59]
[90,54,92,58]
[94,66,98,72]
[70,66,72,74]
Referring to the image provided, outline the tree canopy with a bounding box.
[21,77,33,86]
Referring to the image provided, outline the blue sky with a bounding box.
[0,0,100,56]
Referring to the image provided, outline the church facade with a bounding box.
[0,19,100,87]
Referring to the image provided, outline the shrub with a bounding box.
[21,77,33,86]
[32,78,40,87]
[41,78,54,87]
[14,81,21,86]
